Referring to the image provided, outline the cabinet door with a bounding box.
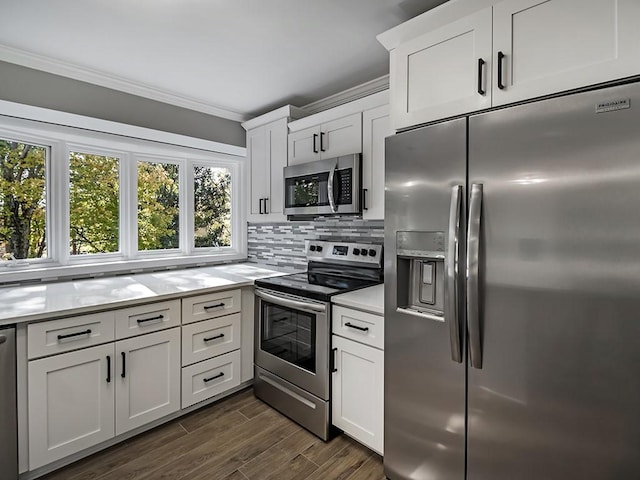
[247,125,269,216]
[265,117,288,216]
[331,335,384,454]
[392,7,492,130]
[28,344,115,470]
[493,0,640,106]
[115,328,180,436]
[320,113,362,158]
[288,125,321,165]
[362,105,390,220]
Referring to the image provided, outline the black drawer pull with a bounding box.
[204,303,225,310]
[259,198,264,214]
[345,322,369,332]
[203,372,224,383]
[106,355,111,383]
[121,351,126,378]
[204,333,225,342]
[137,314,164,324]
[320,132,326,152]
[313,133,318,153]
[57,329,92,341]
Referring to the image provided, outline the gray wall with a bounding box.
[0,61,245,147]
[248,217,384,271]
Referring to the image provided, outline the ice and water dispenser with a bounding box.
[396,231,446,319]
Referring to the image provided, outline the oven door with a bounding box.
[254,288,329,400]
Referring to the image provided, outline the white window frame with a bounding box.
[0,106,247,284]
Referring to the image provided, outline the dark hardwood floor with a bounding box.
[42,388,385,480]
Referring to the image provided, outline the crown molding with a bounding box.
[301,75,390,114]
[0,44,251,123]
[241,105,309,131]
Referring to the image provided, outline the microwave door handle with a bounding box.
[327,161,338,213]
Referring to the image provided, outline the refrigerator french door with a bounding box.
[385,81,640,480]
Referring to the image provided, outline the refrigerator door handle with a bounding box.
[447,185,463,363]
[467,183,483,369]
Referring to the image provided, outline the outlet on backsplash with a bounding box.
[247,217,384,270]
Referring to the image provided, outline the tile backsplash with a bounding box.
[248,217,384,270]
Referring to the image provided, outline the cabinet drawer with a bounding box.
[181,313,241,366]
[115,300,181,339]
[181,289,241,325]
[181,350,241,408]
[332,305,384,350]
[28,312,115,359]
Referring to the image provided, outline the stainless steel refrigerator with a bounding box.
[384,80,640,480]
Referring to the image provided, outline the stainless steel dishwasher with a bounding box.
[0,325,17,479]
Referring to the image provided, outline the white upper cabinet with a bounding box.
[362,104,391,220]
[288,113,362,166]
[391,7,492,130]
[243,106,307,222]
[492,0,640,106]
[380,0,640,130]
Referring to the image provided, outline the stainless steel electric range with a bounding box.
[253,240,383,440]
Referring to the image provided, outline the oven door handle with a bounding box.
[255,289,327,313]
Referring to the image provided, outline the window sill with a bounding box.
[0,252,247,286]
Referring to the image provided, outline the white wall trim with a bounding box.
[301,75,390,114]
[0,44,250,123]
[241,105,309,131]
[0,99,246,157]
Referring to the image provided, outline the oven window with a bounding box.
[261,302,316,373]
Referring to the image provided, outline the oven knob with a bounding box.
[316,245,323,252]
[353,248,360,256]
[369,249,377,257]
[361,249,369,256]
[310,245,316,252]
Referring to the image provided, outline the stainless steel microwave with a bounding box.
[283,154,361,216]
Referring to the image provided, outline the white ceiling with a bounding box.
[0,0,447,122]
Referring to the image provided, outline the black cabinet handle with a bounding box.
[137,314,164,324]
[203,372,224,383]
[345,322,369,332]
[57,329,92,341]
[121,352,126,378]
[204,302,225,310]
[264,197,269,214]
[497,51,506,90]
[362,189,368,211]
[320,132,326,152]
[259,198,264,214]
[477,58,486,95]
[313,134,318,153]
[106,355,111,383]
[204,333,225,342]
[330,347,338,373]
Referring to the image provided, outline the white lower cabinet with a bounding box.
[115,328,181,435]
[331,333,384,455]
[27,327,181,469]
[28,343,115,470]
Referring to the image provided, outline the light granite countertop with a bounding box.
[332,283,384,316]
[0,263,288,325]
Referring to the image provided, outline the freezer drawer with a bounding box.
[0,326,17,480]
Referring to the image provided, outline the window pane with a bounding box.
[69,152,119,255]
[0,140,47,260]
[194,166,231,248]
[138,162,179,250]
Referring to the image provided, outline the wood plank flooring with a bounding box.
[42,388,385,480]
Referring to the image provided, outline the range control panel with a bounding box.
[305,240,382,267]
